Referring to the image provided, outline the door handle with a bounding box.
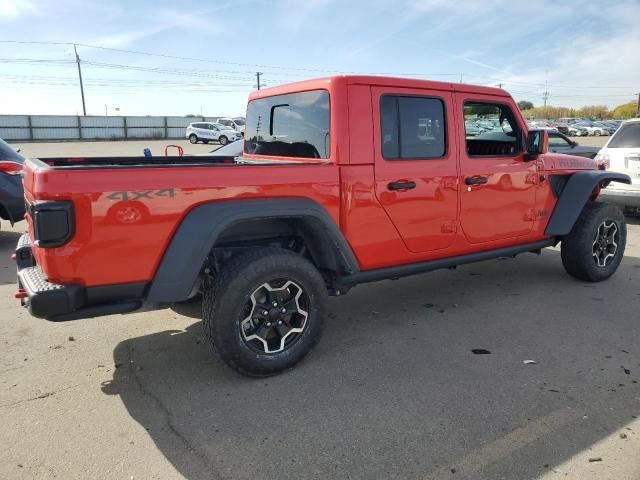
[465,176,488,186]
[388,181,416,191]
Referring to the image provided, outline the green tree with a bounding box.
[610,102,637,119]
[517,100,534,110]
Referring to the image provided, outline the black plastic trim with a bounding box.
[545,171,631,236]
[548,174,570,198]
[49,301,142,322]
[148,199,359,303]
[337,239,555,288]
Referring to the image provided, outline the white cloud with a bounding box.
[0,0,34,18]
[95,9,217,48]
[279,0,335,31]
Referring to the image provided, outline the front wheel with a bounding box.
[202,247,327,376]
[594,130,601,136]
[218,135,228,145]
[561,202,626,282]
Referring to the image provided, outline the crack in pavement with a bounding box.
[0,383,83,409]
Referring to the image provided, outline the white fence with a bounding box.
[0,115,222,141]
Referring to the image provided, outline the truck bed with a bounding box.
[22,156,340,288]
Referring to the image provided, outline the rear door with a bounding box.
[455,96,537,244]
[372,86,459,253]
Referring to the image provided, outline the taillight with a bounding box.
[0,160,23,175]
[31,201,75,248]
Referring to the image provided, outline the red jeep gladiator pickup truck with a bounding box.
[16,76,630,376]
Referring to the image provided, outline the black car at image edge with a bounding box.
[548,131,601,159]
[0,138,25,225]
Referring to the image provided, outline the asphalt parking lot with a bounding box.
[2,137,639,480]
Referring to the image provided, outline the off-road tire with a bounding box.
[202,247,327,376]
[189,134,198,144]
[218,135,228,146]
[561,202,626,282]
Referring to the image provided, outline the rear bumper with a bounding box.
[16,234,146,321]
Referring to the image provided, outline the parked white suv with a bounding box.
[597,118,640,210]
[217,117,245,133]
[186,122,242,145]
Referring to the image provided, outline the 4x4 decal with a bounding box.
[106,189,176,201]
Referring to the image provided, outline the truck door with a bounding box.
[455,96,537,243]
[372,87,459,253]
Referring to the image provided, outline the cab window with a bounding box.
[463,102,521,157]
[245,90,330,159]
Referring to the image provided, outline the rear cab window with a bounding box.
[608,122,640,148]
[244,90,330,159]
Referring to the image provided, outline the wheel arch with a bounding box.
[147,199,359,303]
[545,171,631,237]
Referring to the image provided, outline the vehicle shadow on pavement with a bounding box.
[102,247,640,480]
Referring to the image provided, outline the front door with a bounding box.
[373,87,459,253]
[455,96,537,244]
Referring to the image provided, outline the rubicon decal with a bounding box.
[106,189,176,201]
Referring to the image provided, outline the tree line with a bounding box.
[517,100,637,120]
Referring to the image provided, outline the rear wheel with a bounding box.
[561,202,626,282]
[219,135,228,146]
[594,129,601,136]
[189,134,198,144]
[202,247,327,376]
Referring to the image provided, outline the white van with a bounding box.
[217,117,246,133]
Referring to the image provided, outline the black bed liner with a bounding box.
[31,156,329,170]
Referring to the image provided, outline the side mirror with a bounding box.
[524,129,548,161]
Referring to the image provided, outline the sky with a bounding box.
[0,0,639,117]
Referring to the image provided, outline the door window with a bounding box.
[380,95,446,159]
[463,102,521,157]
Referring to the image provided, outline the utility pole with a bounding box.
[542,80,549,117]
[256,72,263,90]
[74,44,87,116]
[496,83,503,89]
[636,92,640,117]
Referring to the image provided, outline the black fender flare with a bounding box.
[545,171,631,237]
[147,198,359,303]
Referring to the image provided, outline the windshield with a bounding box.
[608,122,640,148]
[232,118,245,125]
[244,90,330,159]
